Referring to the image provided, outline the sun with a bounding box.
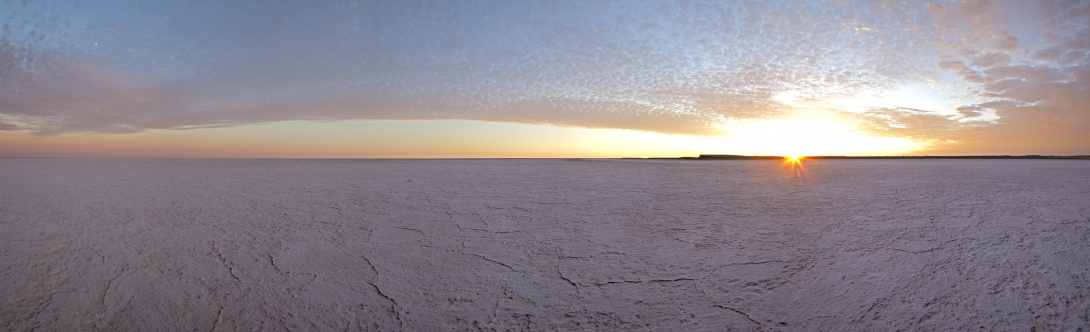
[784,155,804,166]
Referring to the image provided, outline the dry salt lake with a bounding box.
[1,158,1088,331]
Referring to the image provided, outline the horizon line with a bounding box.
[3,155,1089,160]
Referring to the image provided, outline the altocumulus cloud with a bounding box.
[1,0,1087,152]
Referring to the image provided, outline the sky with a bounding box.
[2,0,1088,158]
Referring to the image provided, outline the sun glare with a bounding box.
[783,155,805,169]
[729,119,925,156]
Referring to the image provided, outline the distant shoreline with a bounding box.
[627,155,1090,160]
[2,155,1088,160]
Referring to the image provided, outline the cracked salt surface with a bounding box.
[1,159,1088,330]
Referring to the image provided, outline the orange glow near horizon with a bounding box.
[0,119,931,159]
[1,120,736,158]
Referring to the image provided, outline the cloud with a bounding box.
[0,0,1088,153]
[970,52,1011,68]
[993,29,1020,51]
[937,60,987,83]
[1032,47,1064,62]
[956,105,986,118]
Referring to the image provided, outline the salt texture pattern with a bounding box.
[1,159,1088,330]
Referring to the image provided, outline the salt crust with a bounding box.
[1,159,1088,330]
